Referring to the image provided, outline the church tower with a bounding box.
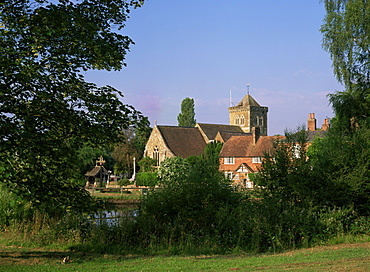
[228,94,268,135]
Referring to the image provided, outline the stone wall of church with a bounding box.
[228,106,250,132]
[228,105,268,135]
[250,106,268,136]
[144,126,175,165]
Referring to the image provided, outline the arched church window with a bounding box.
[153,146,159,166]
[235,115,239,125]
[240,115,245,125]
[254,116,259,126]
[259,117,263,126]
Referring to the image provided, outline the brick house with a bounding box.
[219,128,285,188]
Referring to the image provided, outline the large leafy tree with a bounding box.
[177,97,196,127]
[321,0,370,86]
[112,117,151,176]
[321,0,370,131]
[0,0,146,213]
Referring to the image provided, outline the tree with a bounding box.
[112,129,141,177]
[255,127,314,204]
[201,141,223,170]
[321,0,370,86]
[0,0,146,213]
[138,157,157,173]
[112,118,151,177]
[308,125,370,215]
[177,97,196,127]
[138,155,241,249]
[321,0,370,131]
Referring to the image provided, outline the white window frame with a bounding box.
[224,157,235,164]
[252,157,262,163]
[224,172,233,180]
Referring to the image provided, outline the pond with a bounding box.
[90,204,138,226]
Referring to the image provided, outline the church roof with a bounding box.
[236,94,261,107]
[196,123,244,142]
[214,131,249,143]
[220,135,285,157]
[157,126,206,158]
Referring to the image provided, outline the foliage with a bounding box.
[319,0,370,216]
[112,130,139,176]
[137,156,242,251]
[0,185,34,228]
[112,118,151,176]
[201,141,223,169]
[138,157,157,173]
[157,157,190,185]
[177,97,196,127]
[0,0,147,213]
[117,178,130,187]
[308,125,370,215]
[321,0,370,86]
[254,127,315,203]
[249,128,329,250]
[134,117,152,155]
[77,144,114,175]
[135,172,159,187]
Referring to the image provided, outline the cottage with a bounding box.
[219,128,285,188]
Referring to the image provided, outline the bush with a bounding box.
[137,158,242,251]
[136,172,159,187]
[117,178,130,187]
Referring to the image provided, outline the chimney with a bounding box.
[252,127,260,144]
[307,113,317,131]
[321,118,330,131]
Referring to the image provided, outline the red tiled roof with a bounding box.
[220,135,285,157]
[157,126,206,158]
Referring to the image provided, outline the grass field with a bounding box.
[0,242,368,271]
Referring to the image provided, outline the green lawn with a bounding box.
[0,242,369,271]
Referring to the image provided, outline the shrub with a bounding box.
[117,178,130,187]
[136,172,159,187]
[137,158,242,251]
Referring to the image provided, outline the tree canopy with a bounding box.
[177,97,196,127]
[321,0,370,131]
[0,0,146,213]
[321,0,370,86]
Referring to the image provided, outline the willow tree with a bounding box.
[316,0,370,215]
[321,0,370,130]
[0,0,146,213]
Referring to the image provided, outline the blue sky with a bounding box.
[85,0,343,136]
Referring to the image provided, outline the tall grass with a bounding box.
[1,183,369,255]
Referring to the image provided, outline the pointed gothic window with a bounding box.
[235,115,239,125]
[240,115,245,125]
[153,146,159,166]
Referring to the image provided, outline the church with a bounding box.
[144,94,330,188]
[144,94,280,187]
